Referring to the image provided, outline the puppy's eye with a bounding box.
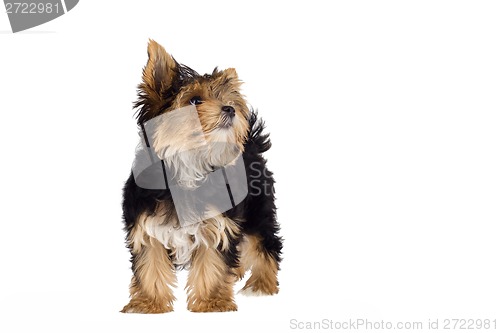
[189,96,203,105]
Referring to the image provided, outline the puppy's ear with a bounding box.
[218,68,243,90]
[143,40,177,94]
[223,68,239,81]
[135,39,178,123]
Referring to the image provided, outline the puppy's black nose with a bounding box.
[221,105,235,118]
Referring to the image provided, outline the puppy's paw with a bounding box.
[188,299,237,312]
[121,298,173,314]
[240,280,279,296]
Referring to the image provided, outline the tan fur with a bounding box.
[186,245,237,312]
[200,210,240,251]
[121,236,177,313]
[239,235,279,295]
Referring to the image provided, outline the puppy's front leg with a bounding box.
[122,235,177,314]
[186,245,237,312]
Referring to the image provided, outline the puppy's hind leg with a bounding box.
[239,234,281,296]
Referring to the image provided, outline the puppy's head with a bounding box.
[135,40,250,186]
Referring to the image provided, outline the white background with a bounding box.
[1,1,499,332]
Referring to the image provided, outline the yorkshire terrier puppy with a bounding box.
[121,40,282,313]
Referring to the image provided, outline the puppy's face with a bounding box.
[170,69,249,148]
[134,40,249,186]
[135,40,250,154]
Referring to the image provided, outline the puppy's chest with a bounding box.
[145,221,201,266]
